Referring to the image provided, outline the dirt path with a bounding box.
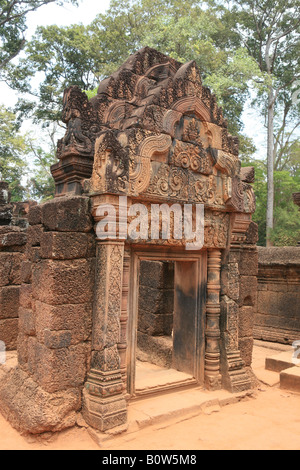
[0,386,299,451]
[0,343,299,451]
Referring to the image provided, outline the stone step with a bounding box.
[280,366,300,393]
[265,350,294,373]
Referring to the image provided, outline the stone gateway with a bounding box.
[0,47,258,435]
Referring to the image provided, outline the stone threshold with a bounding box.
[86,386,255,447]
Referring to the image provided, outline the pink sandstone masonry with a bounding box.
[0,196,96,434]
[254,247,300,344]
[0,182,32,350]
[0,47,260,435]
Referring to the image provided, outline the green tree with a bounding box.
[7,0,263,158]
[0,0,78,72]
[245,156,300,246]
[0,105,29,200]
[226,0,300,245]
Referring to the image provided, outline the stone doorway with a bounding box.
[126,249,207,398]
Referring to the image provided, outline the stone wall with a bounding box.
[254,247,300,344]
[137,260,174,368]
[0,195,97,434]
[220,221,258,391]
[0,183,28,350]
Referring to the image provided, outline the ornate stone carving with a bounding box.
[171,96,211,122]
[83,241,127,432]
[204,212,230,248]
[130,133,172,195]
[92,131,129,194]
[205,249,222,390]
[215,150,241,177]
[170,141,212,175]
[57,86,99,160]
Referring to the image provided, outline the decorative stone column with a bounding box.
[119,249,131,390]
[205,248,222,390]
[83,240,128,432]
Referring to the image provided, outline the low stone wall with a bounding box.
[0,196,96,434]
[254,247,300,344]
[0,183,29,350]
[0,227,26,350]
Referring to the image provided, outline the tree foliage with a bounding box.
[0,105,28,200]
[0,0,78,72]
[223,0,300,245]
[0,0,299,246]
[7,0,263,155]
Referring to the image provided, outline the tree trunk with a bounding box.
[266,87,275,247]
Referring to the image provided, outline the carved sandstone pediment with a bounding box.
[54,47,255,214]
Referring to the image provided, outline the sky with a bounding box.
[0,0,267,159]
[0,0,111,107]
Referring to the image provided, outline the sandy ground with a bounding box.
[0,341,299,451]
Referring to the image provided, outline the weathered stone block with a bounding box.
[0,252,24,287]
[220,296,239,351]
[0,318,18,350]
[138,285,174,314]
[0,286,20,318]
[221,263,239,300]
[17,332,29,368]
[19,283,33,309]
[18,307,35,336]
[238,275,257,308]
[239,249,258,276]
[44,330,72,349]
[0,229,26,251]
[257,290,278,316]
[139,260,174,289]
[26,225,44,247]
[138,310,173,336]
[238,306,254,338]
[29,340,89,393]
[26,246,41,264]
[32,259,95,305]
[238,336,253,367]
[28,204,42,226]
[40,231,96,260]
[35,301,92,345]
[0,205,12,224]
[0,366,81,434]
[245,221,258,245]
[20,261,32,284]
[41,196,93,233]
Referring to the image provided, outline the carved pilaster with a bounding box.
[205,249,222,390]
[118,249,131,390]
[83,241,127,432]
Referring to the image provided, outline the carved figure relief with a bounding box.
[92,132,129,194]
[57,86,99,160]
